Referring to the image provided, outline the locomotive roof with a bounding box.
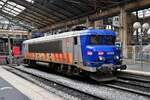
[23,29,116,44]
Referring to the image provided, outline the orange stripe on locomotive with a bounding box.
[25,52,73,64]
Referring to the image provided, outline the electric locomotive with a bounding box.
[22,28,126,81]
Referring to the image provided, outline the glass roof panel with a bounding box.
[8,13,16,16]
[3,7,11,11]
[13,7,22,12]
[1,1,26,17]
[132,8,150,18]
[0,4,2,8]
[2,9,16,16]
[25,0,34,3]
[0,1,4,5]
[1,0,7,2]
[145,13,150,17]
[5,4,14,9]
[16,5,26,10]
[11,10,19,15]
[7,1,16,7]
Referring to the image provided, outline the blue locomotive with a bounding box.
[22,28,126,81]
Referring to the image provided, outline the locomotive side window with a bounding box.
[74,37,78,45]
[29,40,62,53]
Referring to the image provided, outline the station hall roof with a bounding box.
[0,0,132,31]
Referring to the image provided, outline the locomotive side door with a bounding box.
[73,36,79,64]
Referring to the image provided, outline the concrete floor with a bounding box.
[0,77,29,100]
[0,65,64,100]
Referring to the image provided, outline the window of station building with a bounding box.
[9,35,13,38]
[16,35,20,38]
[22,35,28,39]
[74,37,78,45]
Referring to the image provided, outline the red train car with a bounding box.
[12,46,21,57]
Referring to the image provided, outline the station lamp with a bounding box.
[133,22,150,35]
[133,22,141,29]
[142,23,150,30]
[133,22,150,30]
[147,29,150,34]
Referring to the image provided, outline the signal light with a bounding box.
[98,51,104,55]
[87,51,93,55]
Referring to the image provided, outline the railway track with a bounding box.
[3,65,104,100]
[103,71,150,97]
[3,65,150,100]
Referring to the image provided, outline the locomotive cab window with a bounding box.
[74,37,78,45]
[89,35,115,45]
[90,35,102,45]
[105,35,115,45]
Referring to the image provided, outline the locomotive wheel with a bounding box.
[28,60,36,67]
[48,62,55,72]
[72,67,80,75]
[23,59,27,64]
[55,63,61,72]
[116,60,122,65]
[59,64,73,76]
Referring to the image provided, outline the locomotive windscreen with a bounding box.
[90,35,115,45]
[29,40,62,53]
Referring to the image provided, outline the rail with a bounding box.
[103,70,150,97]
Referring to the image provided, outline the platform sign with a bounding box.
[112,16,120,27]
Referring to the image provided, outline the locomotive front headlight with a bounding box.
[99,56,104,61]
[114,55,119,59]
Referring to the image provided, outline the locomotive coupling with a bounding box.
[96,64,114,72]
[96,64,127,72]
[114,64,127,70]
[120,64,127,70]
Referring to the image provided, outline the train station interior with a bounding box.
[0,0,150,100]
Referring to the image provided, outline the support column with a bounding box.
[119,7,128,58]
[86,17,89,27]
[86,17,94,28]
[27,32,32,39]
[8,35,12,64]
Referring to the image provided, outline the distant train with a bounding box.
[22,28,126,81]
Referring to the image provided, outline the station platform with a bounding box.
[0,77,29,100]
[123,59,150,72]
[0,65,63,100]
[121,69,150,76]
[126,63,150,72]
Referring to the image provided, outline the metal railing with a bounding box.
[125,45,150,64]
